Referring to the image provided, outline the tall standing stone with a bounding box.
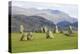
[55,25,59,33]
[49,30,54,38]
[44,26,48,33]
[68,25,73,34]
[41,27,44,33]
[20,25,24,34]
[20,25,24,41]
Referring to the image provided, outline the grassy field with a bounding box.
[11,32,78,53]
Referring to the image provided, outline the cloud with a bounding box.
[12,1,78,18]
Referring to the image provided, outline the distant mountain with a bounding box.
[71,21,78,28]
[57,20,78,31]
[10,6,78,32]
[57,20,71,27]
[57,20,71,30]
[12,6,78,24]
[71,22,78,31]
[11,15,55,32]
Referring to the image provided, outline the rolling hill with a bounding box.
[11,15,55,32]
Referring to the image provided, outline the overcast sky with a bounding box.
[12,1,78,18]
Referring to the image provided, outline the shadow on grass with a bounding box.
[64,33,76,37]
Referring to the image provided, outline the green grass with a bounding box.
[11,32,78,53]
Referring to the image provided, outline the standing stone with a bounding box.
[20,33,28,40]
[41,27,44,33]
[42,26,48,33]
[49,31,54,38]
[68,25,73,35]
[27,32,33,40]
[20,25,24,41]
[64,25,73,36]
[55,25,59,33]
[46,30,50,39]
[44,26,48,33]
[20,25,24,34]
[46,30,54,39]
